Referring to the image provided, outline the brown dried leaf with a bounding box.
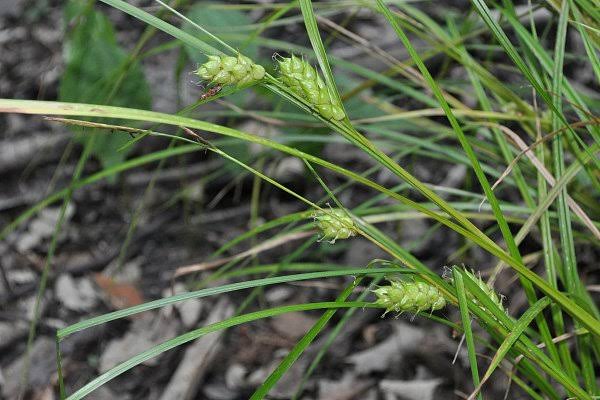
[93,273,144,310]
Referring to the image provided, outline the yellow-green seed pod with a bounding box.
[195,54,265,87]
[373,279,446,314]
[313,209,356,243]
[277,55,345,121]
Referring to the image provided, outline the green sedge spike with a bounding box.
[451,267,505,312]
[373,279,446,314]
[195,54,265,87]
[313,209,357,243]
[276,54,345,121]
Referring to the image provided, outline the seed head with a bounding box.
[195,54,265,87]
[373,279,446,314]
[277,54,345,121]
[448,267,505,313]
[461,268,504,312]
[313,209,356,243]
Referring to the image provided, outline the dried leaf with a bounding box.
[94,273,144,310]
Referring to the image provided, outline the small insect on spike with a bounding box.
[199,85,223,101]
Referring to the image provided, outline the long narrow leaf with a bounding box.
[469,297,552,399]
[64,302,375,400]
[58,267,404,339]
[453,268,483,400]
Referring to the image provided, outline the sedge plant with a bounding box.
[0,0,599,399]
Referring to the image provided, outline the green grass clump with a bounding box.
[0,0,598,399]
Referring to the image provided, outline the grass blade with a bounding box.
[250,275,361,399]
[64,301,375,400]
[98,0,221,56]
[453,268,483,400]
[374,2,566,367]
[57,267,404,340]
[469,297,552,399]
[3,99,599,338]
